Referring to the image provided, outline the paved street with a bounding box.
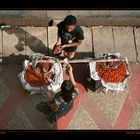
[0,24,140,130]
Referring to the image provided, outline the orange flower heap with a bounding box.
[96,61,127,83]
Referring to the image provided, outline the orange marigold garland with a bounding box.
[96,61,127,83]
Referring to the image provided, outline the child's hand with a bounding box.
[62,63,67,70]
[62,62,70,71]
[67,64,73,74]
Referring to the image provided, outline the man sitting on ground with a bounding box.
[53,15,84,59]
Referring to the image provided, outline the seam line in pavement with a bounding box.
[133,27,139,63]
[112,27,115,52]
[91,28,95,58]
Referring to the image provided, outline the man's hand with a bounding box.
[53,44,62,55]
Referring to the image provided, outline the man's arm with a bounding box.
[62,63,76,86]
[61,40,83,49]
[67,65,76,87]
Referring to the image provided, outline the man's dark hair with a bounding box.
[61,80,75,103]
[64,15,77,26]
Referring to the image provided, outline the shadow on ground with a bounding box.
[2,27,94,64]
[2,27,53,64]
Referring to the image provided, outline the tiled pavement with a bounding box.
[0,62,140,130]
[0,25,140,130]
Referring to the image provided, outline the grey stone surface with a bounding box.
[110,10,140,18]
[0,10,140,19]
[90,10,111,18]
[67,104,99,129]
[69,10,91,18]
[76,26,93,58]
[2,27,26,64]
[6,108,34,129]
[0,79,10,110]
[25,27,48,56]
[0,10,47,18]
[3,27,25,56]
[129,104,140,129]
[113,27,136,62]
[92,26,114,57]
[134,28,140,62]
[22,11,46,18]
[48,27,57,56]
[46,10,69,19]
[87,89,128,126]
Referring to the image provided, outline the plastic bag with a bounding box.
[89,53,131,91]
[18,55,63,94]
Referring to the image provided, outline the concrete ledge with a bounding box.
[79,18,140,27]
[0,18,51,27]
[51,18,140,27]
[0,18,140,27]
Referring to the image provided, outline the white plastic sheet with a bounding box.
[18,56,63,94]
[89,53,131,91]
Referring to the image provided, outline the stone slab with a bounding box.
[25,27,48,56]
[2,27,26,64]
[48,26,57,56]
[113,27,136,62]
[92,26,114,57]
[76,26,93,58]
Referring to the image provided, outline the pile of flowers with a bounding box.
[96,60,127,84]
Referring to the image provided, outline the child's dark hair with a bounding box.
[61,80,75,103]
[64,15,77,26]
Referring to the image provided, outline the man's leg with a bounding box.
[63,51,76,59]
[63,50,68,58]
[68,51,76,59]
